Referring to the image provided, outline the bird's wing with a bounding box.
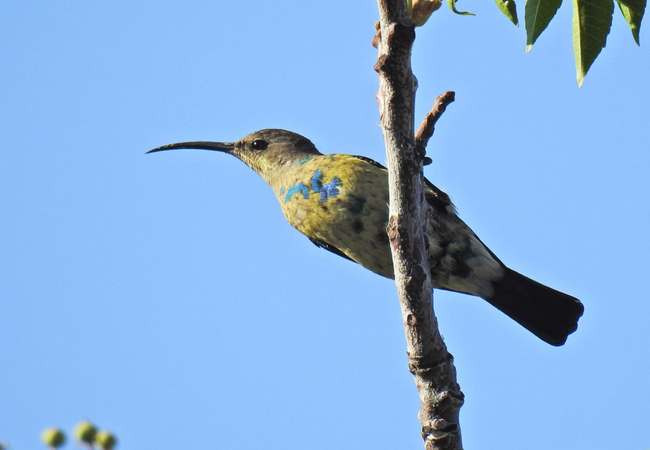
[308,237,357,263]
[351,154,453,214]
[423,177,454,214]
[350,154,388,170]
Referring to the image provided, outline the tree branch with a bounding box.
[416,91,456,165]
[374,3,464,450]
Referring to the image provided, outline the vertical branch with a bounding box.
[374,2,464,450]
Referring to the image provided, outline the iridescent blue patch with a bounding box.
[284,182,310,203]
[310,169,323,192]
[319,178,341,203]
[283,169,343,204]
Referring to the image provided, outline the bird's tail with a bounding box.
[484,268,584,346]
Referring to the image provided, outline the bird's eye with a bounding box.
[251,140,268,151]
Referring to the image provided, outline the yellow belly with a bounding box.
[274,155,395,278]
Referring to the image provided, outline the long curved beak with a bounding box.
[147,141,235,154]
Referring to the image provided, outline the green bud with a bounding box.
[95,430,118,450]
[41,428,66,448]
[74,421,97,444]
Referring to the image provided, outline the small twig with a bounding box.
[372,21,382,49]
[416,91,455,165]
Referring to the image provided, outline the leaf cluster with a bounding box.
[444,0,645,86]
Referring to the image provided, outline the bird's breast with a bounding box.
[273,155,395,278]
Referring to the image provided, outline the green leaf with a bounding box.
[617,0,645,44]
[447,0,476,15]
[495,0,520,25]
[525,0,563,51]
[572,0,614,87]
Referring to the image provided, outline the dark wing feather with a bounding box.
[308,237,356,263]
[351,154,453,214]
[423,177,453,213]
[351,155,388,170]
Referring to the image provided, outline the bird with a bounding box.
[148,128,584,346]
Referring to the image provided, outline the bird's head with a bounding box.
[148,129,322,179]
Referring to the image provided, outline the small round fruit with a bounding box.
[74,421,97,444]
[41,428,66,448]
[96,430,117,450]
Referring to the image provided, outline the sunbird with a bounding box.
[149,129,584,346]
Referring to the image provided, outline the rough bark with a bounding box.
[374,2,464,449]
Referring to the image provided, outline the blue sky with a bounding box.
[1,1,648,449]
